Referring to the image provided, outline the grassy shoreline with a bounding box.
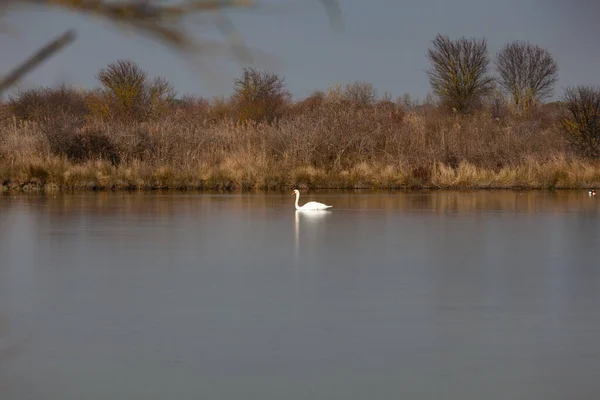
[2,156,599,193]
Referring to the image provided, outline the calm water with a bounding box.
[1,190,599,400]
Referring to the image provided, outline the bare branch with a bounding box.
[343,81,376,106]
[232,67,291,124]
[561,85,600,158]
[0,0,342,94]
[0,29,75,94]
[426,34,494,113]
[495,41,558,114]
[319,0,343,30]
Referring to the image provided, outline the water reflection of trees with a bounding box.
[326,190,599,214]
[1,191,282,220]
[1,190,597,221]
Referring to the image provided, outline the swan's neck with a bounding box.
[294,192,301,210]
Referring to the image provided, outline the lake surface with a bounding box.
[1,190,599,400]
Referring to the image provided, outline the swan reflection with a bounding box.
[294,209,332,263]
[295,209,332,221]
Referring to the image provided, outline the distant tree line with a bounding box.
[425,34,598,158]
[3,33,600,160]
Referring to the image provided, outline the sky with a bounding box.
[1,0,599,102]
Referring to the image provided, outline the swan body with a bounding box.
[590,189,597,196]
[292,189,332,210]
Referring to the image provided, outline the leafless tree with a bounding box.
[495,41,558,114]
[96,60,175,121]
[342,81,376,106]
[97,60,148,101]
[232,67,291,124]
[561,85,600,158]
[426,34,495,113]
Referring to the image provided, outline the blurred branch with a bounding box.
[0,0,342,95]
[0,29,75,94]
[319,0,343,30]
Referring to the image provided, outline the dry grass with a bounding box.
[2,83,600,192]
[431,156,600,189]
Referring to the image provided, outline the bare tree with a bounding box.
[97,60,148,106]
[96,60,175,121]
[342,81,376,106]
[232,67,291,124]
[561,85,600,158]
[495,41,558,114]
[426,34,495,113]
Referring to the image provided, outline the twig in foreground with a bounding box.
[0,29,76,95]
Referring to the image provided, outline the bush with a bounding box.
[8,84,88,122]
[95,60,175,121]
[484,89,510,121]
[121,125,160,162]
[561,85,600,158]
[205,96,235,123]
[289,91,325,116]
[342,81,377,107]
[41,119,120,165]
[232,67,291,124]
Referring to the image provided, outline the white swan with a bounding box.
[292,189,332,210]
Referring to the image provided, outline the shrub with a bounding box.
[41,119,120,165]
[484,89,510,121]
[95,60,175,121]
[232,67,291,124]
[205,96,235,123]
[561,85,600,158]
[120,125,160,162]
[342,81,377,107]
[290,91,325,116]
[8,84,88,122]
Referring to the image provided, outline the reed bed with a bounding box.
[1,85,599,192]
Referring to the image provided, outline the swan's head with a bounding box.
[292,189,299,195]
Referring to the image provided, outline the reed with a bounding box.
[1,99,599,192]
[1,66,599,192]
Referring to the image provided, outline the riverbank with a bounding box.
[2,80,599,193]
[2,155,599,193]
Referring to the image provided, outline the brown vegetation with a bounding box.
[561,85,600,158]
[232,67,291,124]
[1,56,599,193]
